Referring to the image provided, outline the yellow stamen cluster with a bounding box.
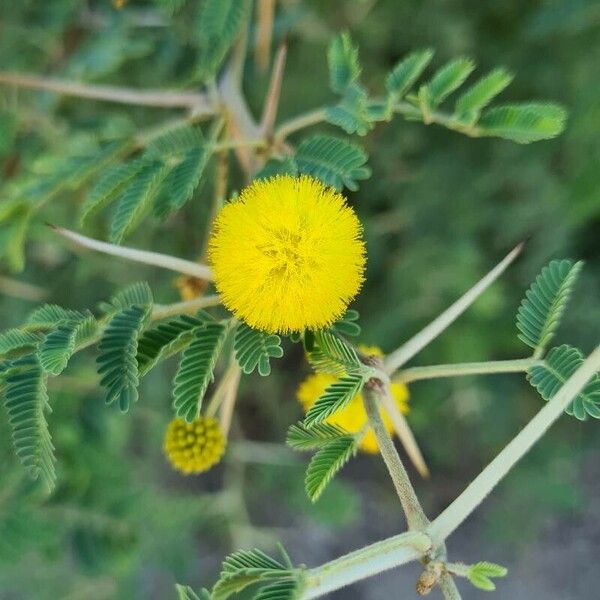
[208,175,366,334]
[297,346,410,454]
[163,417,225,474]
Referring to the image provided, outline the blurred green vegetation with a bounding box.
[0,0,598,598]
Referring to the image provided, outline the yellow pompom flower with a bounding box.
[163,417,225,474]
[297,346,409,454]
[208,175,366,334]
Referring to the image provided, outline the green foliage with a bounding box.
[102,281,154,314]
[254,577,305,600]
[421,58,476,108]
[325,83,372,135]
[305,436,358,502]
[196,0,248,81]
[80,160,145,226]
[137,313,210,376]
[332,309,361,337]
[234,323,283,377]
[528,345,600,420]
[96,305,151,412]
[175,585,208,600]
[307,330,361,376]
[2,355,55,492]
[295,135,371,191]
[25,305,86,330]
[516,259,583,355]
[287,422,351,451]
[173,322,228,422]
[455,68,514,123]
[386,49,434,99]
[38,315,97,375]
[328,32,361,94]
[0,329,41,358]
[467,561,508,592]
[110,161,168,243]
[212,547,300,600]
[303,373,365,427]
[477,103,567,143]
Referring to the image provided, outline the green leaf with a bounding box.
[38,316,97,375]
[254,577,305,600]
[305,436,358,502]
[234,323,283,377]
[137,313,210,376]
[295,135,371,191]
[327,32,361,94]
[516,259,583,354]
[423,57,475,107]
[25,304,86,329]
[175,585,206,600]
[110,161,167,243]
[196,0,248,81]
[307,330,361,376]
[455,68,513,122]
[144,126,204,160]
[80,159,146,226]
[96,305,150,412]
[153,146,211,218]
[103,281,154,314]
[254,157,298,181]
[332,309,361,337]
[386,49,434,99]
[173,322,228,422]
[213,548,289,600]
[467,561,507,592]
[528,345,600,420]
[325,83,372,136]
[304,373,365,427]
[0,329,41,358]
[287,422,351,451]
[478,102,567,143]
[2,355,55,492]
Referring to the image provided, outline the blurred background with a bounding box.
[0,1,599,598]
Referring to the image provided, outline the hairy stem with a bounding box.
[395,358,540,384]
[363,386,429,530]
[151,295,221,320]
[427,344,600,544]
[274,108,327,141]
[380,384,429,478]
[303,531,431,599]
[384,244,523,375]
[439,573,463,600]
[0,71,212,111]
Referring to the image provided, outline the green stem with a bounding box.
[303,531,431,599]
[362,386,429,531]
[396,358,540,384]
[439,573,463,600]
[427,344,600,545]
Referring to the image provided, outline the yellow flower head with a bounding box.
[163,417,225,475]
[297,346,409,454]
[208,175,366,334]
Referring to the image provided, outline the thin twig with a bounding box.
[50,225,213,281]
[384,244,524,375]
[260,41,287,137]
[0,71,212,111]
[151,295,221,320]
[427,344,600,545]
[274,107,327,141]
[362,386,429,531]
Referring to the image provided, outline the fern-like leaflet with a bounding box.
[287,421,351,451]
[172,322,228,422]
[305,435,358,502]
[516,259,583,356]
[528,345,600,420]
[308,329,361,375]
[0,329,41,357]
[97,305,150,412]
[303,373,365,427]
[295,135,371,191]
[2,355,55,491]
[233,323,283,377]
